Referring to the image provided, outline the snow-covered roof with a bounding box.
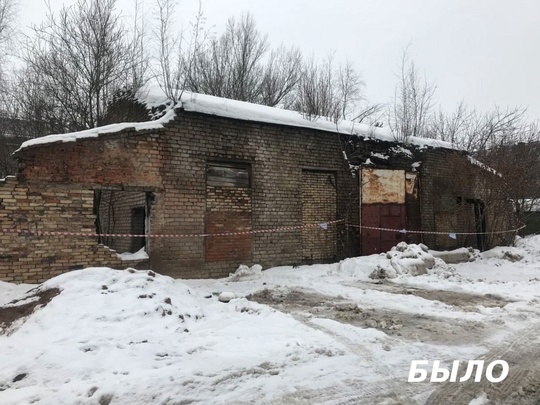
[177,91,454,149]
[17,88,456,153]
[467,155,502,177]
[15,109,174,153]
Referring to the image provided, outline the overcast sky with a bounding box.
[20,0,540,123]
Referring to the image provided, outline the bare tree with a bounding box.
[464,106,529,153]
[153,0,206,103]
[185,13,302,107]
[289,55,337,120]
[257,45,302,107]
[126,0,150,92]
[428,102,531,152]
[0,0,20,177]
[222,13,268,102]
[389,50,436,142]
[427,101,474,144]
[22,0,145,132]
[0,0,17,70]
[290,55,382,123]
[431,101,539,237]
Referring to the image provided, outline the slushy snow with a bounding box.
[2,237,540,403]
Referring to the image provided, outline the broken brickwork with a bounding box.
[1,105,497,282]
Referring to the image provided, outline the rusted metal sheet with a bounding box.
[361,169,405,204]
[361,203,406,254]
[405,172,421,243]
[405,172,418,197]
[360,169,418,254]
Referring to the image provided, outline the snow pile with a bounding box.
[513,234,540,259]
[39,267,204,322]
[371,242,436,279]
[117,247,149,261]
[0,268,204,403]
[0,281,33,306]
[0,267,361,404]
[430,247,479,264]
[481,246,525,262]
[229,264,263,281]
[426,258,465,281]
[217,291,236,302]
[338,242,437,280]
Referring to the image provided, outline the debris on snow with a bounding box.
[3,235,540,404]
[481,247,524,262]
[218,291,236,303]
[370,152,389,160]
[117,247,149,261]
[430,247,478,264]
[229,264,263,282]
[369,265,398,280]
[389,146,413,157]
[384,242,436,276]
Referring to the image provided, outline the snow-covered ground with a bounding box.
[2,237,540,404]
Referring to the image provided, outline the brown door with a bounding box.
[361,169,407,255]
[361,204,406,255]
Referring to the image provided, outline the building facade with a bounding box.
[0,93,507,282]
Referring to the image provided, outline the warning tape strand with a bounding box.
[0,220,525,238]
[347,223,526,236]
[0,219,345,238]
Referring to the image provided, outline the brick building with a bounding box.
[0,91,510,282]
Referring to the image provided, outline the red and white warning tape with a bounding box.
[347,224,526,235]
[0,219,345,238]
[0,220,525,238]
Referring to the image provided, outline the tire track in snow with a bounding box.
[426,323,540,404]
[259,314,421,405]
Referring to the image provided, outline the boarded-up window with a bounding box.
[207,163,250,188]
[205,162,252,262]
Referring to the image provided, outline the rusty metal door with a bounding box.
[361,168,409,254]
[361,204,406,254]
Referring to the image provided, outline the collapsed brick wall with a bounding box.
[0,176,122,283]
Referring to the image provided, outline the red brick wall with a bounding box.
[11,112,357,277]
[6,107,493,281]
[301,170,337,262]
[0,176,122,283]
[18,128,165,187]
[205,184,252,263]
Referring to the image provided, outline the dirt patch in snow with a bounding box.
[247,288,487,345]
[0,288,60,333]
[347,281,511,310]
[427,324,540,405]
